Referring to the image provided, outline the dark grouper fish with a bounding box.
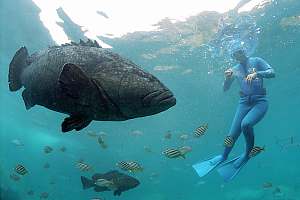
[81,170,140,196]
[8,40,176,132]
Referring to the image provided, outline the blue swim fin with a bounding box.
[217,156,248,182]
[192,155,224,177]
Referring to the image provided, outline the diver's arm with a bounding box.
[223,76,234,92]
[223,68,235,91]
[256,68,275,78]
[256,58,275,78]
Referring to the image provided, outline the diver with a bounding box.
[193,47,275,181]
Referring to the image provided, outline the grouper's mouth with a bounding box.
[142,90,176,108]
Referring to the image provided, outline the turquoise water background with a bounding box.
[1,0,300,199]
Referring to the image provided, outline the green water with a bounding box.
[1,0,300,199]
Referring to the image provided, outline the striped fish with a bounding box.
[116,161,143,172]
[163,148,185,159]
[194,123,208,137]
[14,164,28,175]
[250,146,265,157]
[224,136,234,147]
[76,161,92,172]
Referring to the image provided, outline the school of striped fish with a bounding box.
[9,122,267,199]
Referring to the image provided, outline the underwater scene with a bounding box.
[1,0,300,199]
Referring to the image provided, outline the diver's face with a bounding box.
[233,50,247,62]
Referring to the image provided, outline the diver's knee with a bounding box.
[241,121,252,131]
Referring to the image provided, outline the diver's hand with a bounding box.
[224,68,233,79]
[245,72,257,84]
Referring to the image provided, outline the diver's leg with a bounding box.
[218,98,251,181]
[193,99,250,177]
[217,98,268,181]
[220,101,251,161]
[210,101,250,166]
[235,99,268,167]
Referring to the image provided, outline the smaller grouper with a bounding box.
[9,39,176,132]
[81,170,140,196]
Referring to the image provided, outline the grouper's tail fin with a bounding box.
[80,176,94,190]
[9,46,29,91]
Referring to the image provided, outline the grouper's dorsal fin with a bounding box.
[59,39,102,48]
[9,47,29,91]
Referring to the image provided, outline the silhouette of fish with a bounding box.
[81,170,140,196]
[9,40,176,132]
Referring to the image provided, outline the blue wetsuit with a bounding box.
[222,57,275,165]
[192,56,275,180]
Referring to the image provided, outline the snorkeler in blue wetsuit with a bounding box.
[193,47,275,181]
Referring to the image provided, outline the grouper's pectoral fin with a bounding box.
[58,63,93,106]
[94,186,108,192]
[113,189,122,196]
[22,88,35,110]
[61,115,92,132]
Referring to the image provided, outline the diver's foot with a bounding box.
[193,155,226,177]
[209,155,226,166]
[217,155,249,182]
[233,155,249,169]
